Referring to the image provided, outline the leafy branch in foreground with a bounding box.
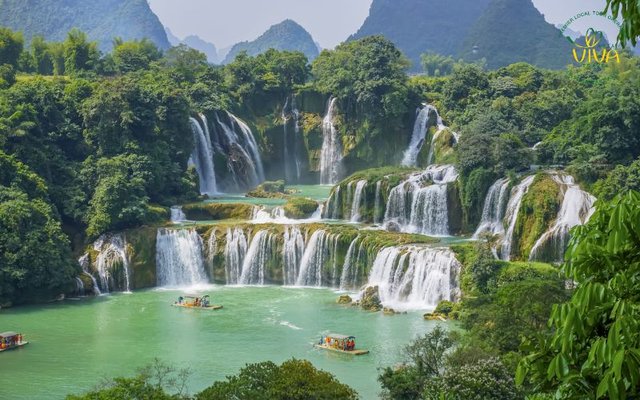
[517,191,640,399]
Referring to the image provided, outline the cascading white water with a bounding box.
[228,112,265,183]
[325,185,341,219]
[350,180,367,222]
[92,234,131,293]
[473,178,510,239]
[170,206,187,223]
[283,226,305,285]
[206,229,217,266]
[156,229,208,287]
[225,228,248,284]
[239,230,274,285]
[78,253,101,295]
[320,97,344,184]
[384,165,458,236]
[190,116,218,195]
[75,277,85,296]
[282,96,302,182]
[296,230,339,287]
[402,105,444,167]
[214,113,263,189]
[339,237,362,290]
[251,204,323,224]
[365,246,460,311]
[374,181,382,224]
[500,175,536,261]
[528,174,596,262]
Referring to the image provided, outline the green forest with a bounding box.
[1,22,640,399]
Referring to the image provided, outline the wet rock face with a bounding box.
[360,285,382,311]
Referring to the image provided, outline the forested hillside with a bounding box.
[350,0,573,70]
[0,0,170,52]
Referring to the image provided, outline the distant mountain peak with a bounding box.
[223,19,319,64]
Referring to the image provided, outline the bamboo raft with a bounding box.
[172,303,223,310]
[314,344,369,355]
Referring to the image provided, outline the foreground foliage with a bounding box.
[517,191,640,399]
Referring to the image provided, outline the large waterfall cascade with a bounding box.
[224,228,248,284]
[283,226,305,285]
[528,174,596,262]
[365,246,461,311]
[228,113,265,183]
[156,229,209,287]
[320,97,344,185]
[92,234,131,293]
[190,115,218,195]
[384,165,458,236]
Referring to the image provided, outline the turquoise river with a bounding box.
[0,287,446,399]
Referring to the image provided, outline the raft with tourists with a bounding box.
[172,295,222,310]
[0,332,28,352]
[315,334,369,355]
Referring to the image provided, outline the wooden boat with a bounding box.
[0,332,28,352]
[314,334,369,356]
[172,295,222,310]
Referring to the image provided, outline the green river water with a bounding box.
[0,287,445,399]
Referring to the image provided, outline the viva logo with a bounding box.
[572,28,620,63]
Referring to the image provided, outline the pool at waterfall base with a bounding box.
[0,286,446,400]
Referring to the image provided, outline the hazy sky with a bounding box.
[148,0,619,50]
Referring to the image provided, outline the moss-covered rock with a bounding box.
[126,227,158,289]
[360,285,382,311]
[337,294,353,304]
[512,174,561,260]
[283,197,319,219]
[247,180,286,198]
[182,203,254,221]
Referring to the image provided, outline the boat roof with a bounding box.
[326,334,355,340]
[0,332,19,338]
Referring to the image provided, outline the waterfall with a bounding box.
[239,230,275,285]
[282,96,302,182]
[320,97,344,184]
[283,226,305,285]
[500,175,536,261]
[296,230,339,287]
[78,254,101,295]
[473,178,510,239]
[156,229,208,287]
[92,234,131,293]
[345,181,354,219]
[252,204,323,224]
[325,185,341,219]
[214,113,263,190]
[374,181,382,224]
[339,237,363,290]
[401,105,444,167]
[350,180,367,222]
[190,116,218,195]
[228,112,265,183]
[384,165,458,236]
[529,174,596,262]
[206,230,217,269]
[170,206,187,223]
[74,277,85,296]
[365,246,460,311]
[224,228,248,284]
[425,126,448,166]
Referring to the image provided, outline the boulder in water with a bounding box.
[383,307,398,315]
[386,221,401,232]
[360,286,382,311]
[337,294,353,304]
[423,312,447,321]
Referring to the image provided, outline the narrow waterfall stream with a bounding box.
[500,175,535,260]
[224,228,248,284]
[350,180,367,222]
[320,97,344,184]
[190,115,218,195]
[473,178,510,238]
